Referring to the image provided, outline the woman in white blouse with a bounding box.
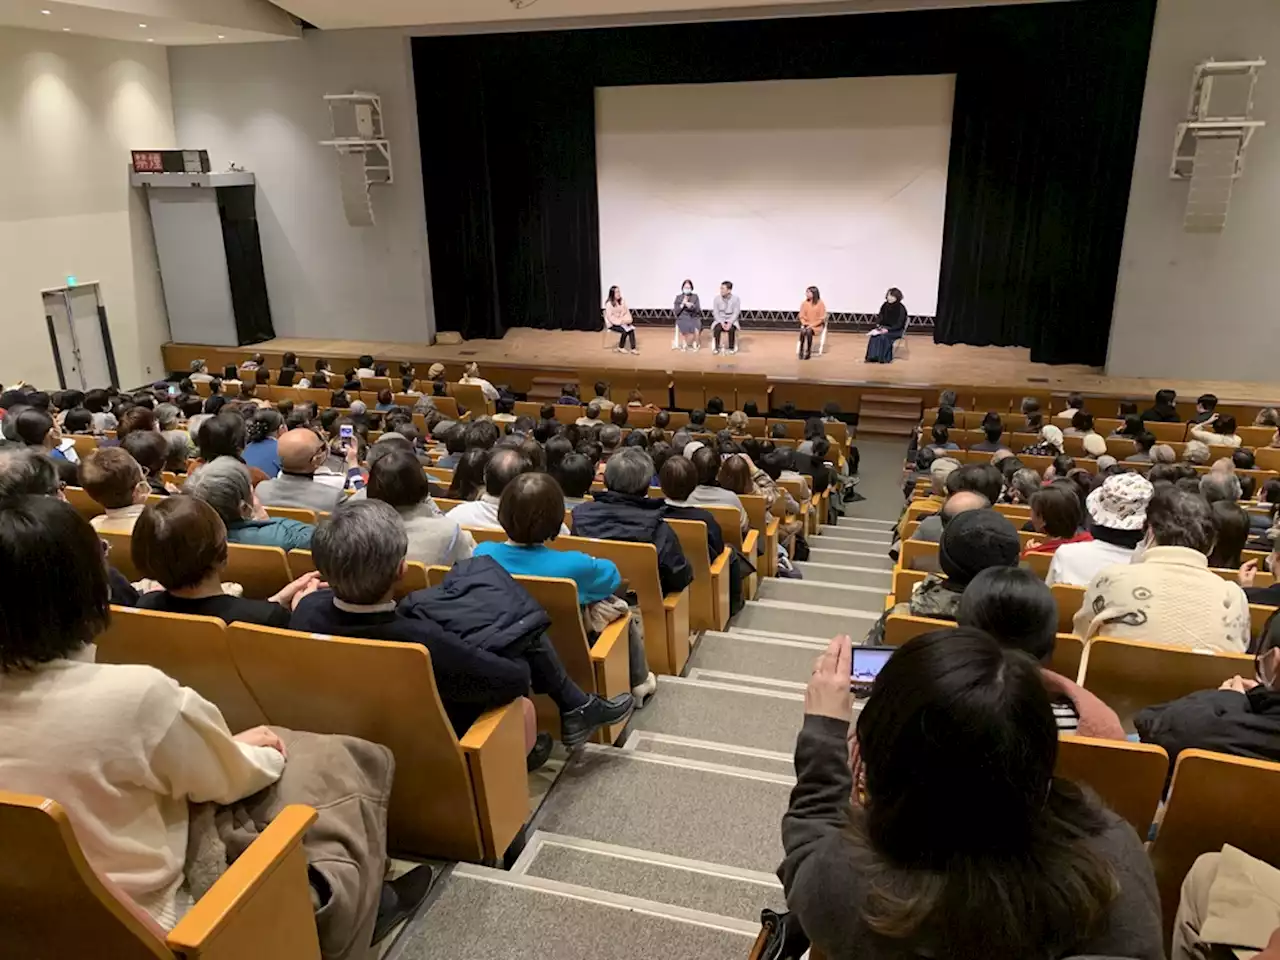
[459,362,500,403]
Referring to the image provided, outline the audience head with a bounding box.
[1233,449,1256,471]
[1149,443,1175,464]
[1082,433,1108,458]
[933,407,955,429]
[584,400,604,422]
[938,389,958,409]
[552,453,595,499]
[930,424,950,447]
[742,401,759,419]
[938,509,1020,585]
[929,456,960,495]
[121,431,169,483]
[80,448,147,510]
[1183,439,1211,464]
[132,496,228,590]
[1007,468,1042,505]
[599,424,623,454]
[313,501,407,605]
[448,449,490,500]
[246,408,284,447]
[1119,414,1143,437]
[947,463,1003,504]
[464,419,500,451]
[196,411,248,463]
[1200,471,1242,504]
[689,408,706,428]
[1154,388,1177,410]
[1206,501,1250,569]
[605,448,656,496]
[483,447,532,499]
[1095,454,1118,472]
[0,449,60,502]
[1238,474,1257,502]
[690,446,722,488]
[1211,415,1238,437]
[499,472,565,545]
[63,408,93,435]
[1142,485,1214,556]
[717,455,753,495]
[367,448,431,510]
[14,409,59,449]
[1039,424,1064,453]
[958,568,1059,665]
[706,396,725,416]
[183,458,255,528]
[659,455,699,502]
[982,418,1004,444]
[1086,472,1152,536]
[1071,411,1094,433]
[654,410,671,430]
[1255,407,1279,428]
[727,411,749,434]
[1030,482,1083,540]
[1133,431,1156,454]
[997,455,1023,482]
[939,490,989,527]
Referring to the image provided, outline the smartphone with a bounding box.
[850,646,895,698]
[339,424,354,449]
[167,384,178,397]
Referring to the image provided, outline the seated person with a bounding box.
[1055,392,1086,420]
[659,455,726,562]
[969,416,1008,453]
[958,567,1123,738]
[1140,388,1181,423]
[366,447,474,567]
[449,447,567,534]
[1073,487,1250,652]
[1206,501,1250,570]
[914,464,1002,543]
[1047,473,1153,586]
[1024,481,1093,555]
[81,447,150,533]
[436,425,467,469]
[1189,413,1243,449]
[133,497,321,626]
[552,452,595,504]
[925,424,959,453]
[682,446,748,533]
[572,448,693,596]
[781,631,1162,960]
[291,501,632,746]
[121,430,176,497]
[1004,467,1042,506]
[254,428,362,513]
[184,457,314,551]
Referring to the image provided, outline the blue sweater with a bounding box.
[473,541,621,604]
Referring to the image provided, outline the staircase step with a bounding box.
[632,676,804,754]
[535,746,793,873]
[405,866,754,958]
[632,733,797,778]
[757,578,887,614]
[793,561,893,589]
[732,599,878,639]
[807,547,893,569]
[817,526,893,546]
[837,516,896,528]
[516,833,785,924]
[688,631,829,684]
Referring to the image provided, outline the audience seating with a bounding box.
[1078,638,1255,731]
[900,539,940,573]
[775,479,813,537]
[223,544,293,600]
[1052,583,1086,635]
[286,549,429,599]
[547,534,690,676]
[226,623,528,862]
[69,435,100,458]
[666,519,732,633]
[65,486,104,522]
[1055,736,1169,836]
[262,506,317,525]
[1149,750,1280,944]
[0,790,321,960]
[893,568,927,603]
[884,613,951,646]
[740,494,779,577]
[702,504,760,599]
[99,530,141,581]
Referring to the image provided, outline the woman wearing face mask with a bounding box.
[864,287,908,364]
[672,279,702,352]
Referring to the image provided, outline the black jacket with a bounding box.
[572,491,693,595]
[1139,405,1180,424]
[399,556,550,655]
[793,453,832,495]
[1136,687,1280,772]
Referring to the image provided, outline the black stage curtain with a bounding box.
[412,0,1155,364]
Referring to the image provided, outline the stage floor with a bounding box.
[207,329,1277,402]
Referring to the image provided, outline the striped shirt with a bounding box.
[1052,697,1080,734]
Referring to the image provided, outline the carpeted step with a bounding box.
[806,546,893,569]
[732,599,879,639]
[517,834,786,924]
[630,676,804,754]
[534,746,793,874]
[819,524,894,545]
[687,631,824,684]
[631,734,798,778]
[793,561,893,589]
[399,866,753,959]
[757,578,886,614]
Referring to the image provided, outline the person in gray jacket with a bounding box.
[780,631,1163,960]
[255,428,363,514]
[711,280,742,356]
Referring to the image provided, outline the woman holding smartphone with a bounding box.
[673,279,702,352]
[605,285,638,354]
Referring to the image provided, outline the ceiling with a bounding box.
[0,0,300,44]
[264,0,1062,32]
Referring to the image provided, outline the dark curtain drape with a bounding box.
[412,0,1156,364]
[934,4,1156,365]
[215,185,275,345]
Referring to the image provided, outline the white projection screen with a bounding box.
[595,75,955,316]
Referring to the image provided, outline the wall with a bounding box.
[1107,0,1279,384]
[0,26,174,389]
[167,29,436,346]
[596,75,954,315]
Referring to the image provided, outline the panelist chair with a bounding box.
[794,326,828,358]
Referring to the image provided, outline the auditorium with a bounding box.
[2,0,1279,957]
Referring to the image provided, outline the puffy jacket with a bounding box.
[571,491,693,596]
[399,555,550,655]
[1136,687,1280,776]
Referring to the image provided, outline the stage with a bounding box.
[162,329,1279,404]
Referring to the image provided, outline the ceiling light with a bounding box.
[147,38,154,42]
[138,23,147,28]
[217,34,225,39]
[41,9,51,15]
[62,26,69,31]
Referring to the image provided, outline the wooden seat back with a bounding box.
[893,568,927,603]
[667,519,725,632]
[901,538,940,573]
[226,624,524,861]
[884,613,953,646]
[224,543,293,600]
[1150,750,1280,941]
[70,434,100,457]
[704,504,746,552]
[1251,604,1277,641]
[95,607,268,732]
[1079,637,1256,731]
[1051,583,1086,635]
[448,382,493,416]
[1054,736,1168,836]
[65,485,104,522]
[100,530,141,581]
[1022,550,1052,578]
[263,506,317,525]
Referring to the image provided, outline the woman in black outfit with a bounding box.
[864,287,907,364]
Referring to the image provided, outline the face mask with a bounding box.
[683,287,692,294]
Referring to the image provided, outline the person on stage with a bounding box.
[865,287,908,363]
[604,285,638,354]
[797,286,826,361]
[711,281,741,356]
[673,279,702,352]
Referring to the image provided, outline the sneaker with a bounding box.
[730,348,739,355]
[560,693,634,748]
[629,348,640,355]
[372,865,436,945]
[712,347,721,356]
[526,732,554,772]
[679,344,687,352]
[632,672,658,709]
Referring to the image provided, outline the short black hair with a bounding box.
[742,402,759,418]
[934,406,955,428]
[368,448,431,508]
[499,472,566,544]
[690,409,706,426]
[1197,394,1218,411]
[358,354,374,367]
[1233,448,1256,470]
[594,381,609,398]
[552,453,595,498]
[1134,431,1156,452]
[444,424,467,455]
[949,464,1003,503]
[198,412,247,461]
[1155,389,1176,407]
[706,396,725,416]
[691,446,720,486]
[660,454,699,501]
[464,419,500,451]
[0,497,110,671]
[721,280,733,290]
[654,411,671,429]
[1071,411,1094,433]
[958,567,1058,664]
[63,409,93,434]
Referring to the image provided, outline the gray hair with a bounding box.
[312,500,407,604]
[1183,440,1210,465]
[1200,472,1242,504]
[1149,444,1176,464]
[183,456,252,526]
[939,390,958,408]
[599,424,622,451]
[1096,454,1118,471]
[1008,468,1041,504]
[0,448,59,500]
[585,400,603,420]
[190,359,207,373]
[154,403,181,429]
[349,400,367,416]
[1148,487,1216,554]
[605,447,655,495]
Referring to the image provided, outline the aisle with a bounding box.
[390,442,905,959]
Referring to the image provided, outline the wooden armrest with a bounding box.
[590,614,629,665]
[884,595,896,611]
[168,805,321,960]
[663,591,685,612]
[460,701,528,860]
[765,517,780,537]
[590,614,632,736]
[710,548,731,576]
[743,529,760,556]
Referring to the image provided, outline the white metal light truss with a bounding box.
[1171,58,1266,233]
[320,92,393,227]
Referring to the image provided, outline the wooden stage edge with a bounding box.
[161,329,1280,405]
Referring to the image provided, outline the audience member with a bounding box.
[1005,467,1042,505]
[1141,389,1180,423]
[1074,487,1249,651]
[1189,393,1218,424]
[447,449,489,501]
[1206,501,1250,570]
[448,448,548,532]
[1125,431,1157,463]
[781,631,1161,960]
[970,416,1008,453]
[121,431,174,497]
[576,400,605,427]
[913,463,1001,543]
[552,452,595,503]
[1047,473,1153,586]
[1021,424,1064,456]
[367,448,474,567]
[1056,393,1086,419]
[1190,414,1243,449]
[660,455,727,562]
[185,457,314,551]
[1025,482,1091,556]
[1200,471,1242,505]
[242,408,284,478]
[80,447,149,533]
[255,428,361,513]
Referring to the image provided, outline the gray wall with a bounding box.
[1107,0,1278,383]
[167,29,435,345]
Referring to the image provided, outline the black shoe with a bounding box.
[526,732,554,772]
[560,693,634,748]
[371,864,436,945]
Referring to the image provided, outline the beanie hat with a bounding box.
[939,509,1021,585]
[427,363,446,380]
[1086,473,1153,531]
[1083,433,1108,457]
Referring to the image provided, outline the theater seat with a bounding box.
[1055,735,1168,836]
[0,790,320,960]
[666,518,731,633]
[286,549,428,599]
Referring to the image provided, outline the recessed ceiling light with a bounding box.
[41,9,52,15]
[138,22,147,28]
[62,26,70,31]
[217,34,225,40]
[147,37,154,42]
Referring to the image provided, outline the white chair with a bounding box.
[672,323,701,351]
[893,317,912,360]
[795,325,828,358]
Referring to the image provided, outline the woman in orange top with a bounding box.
[798,286,826,360]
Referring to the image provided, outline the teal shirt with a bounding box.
[473,541,621,604]
[226,518,314,552]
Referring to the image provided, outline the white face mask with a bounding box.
[683,287,692,294]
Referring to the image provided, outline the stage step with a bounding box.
[858,394,922,438]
